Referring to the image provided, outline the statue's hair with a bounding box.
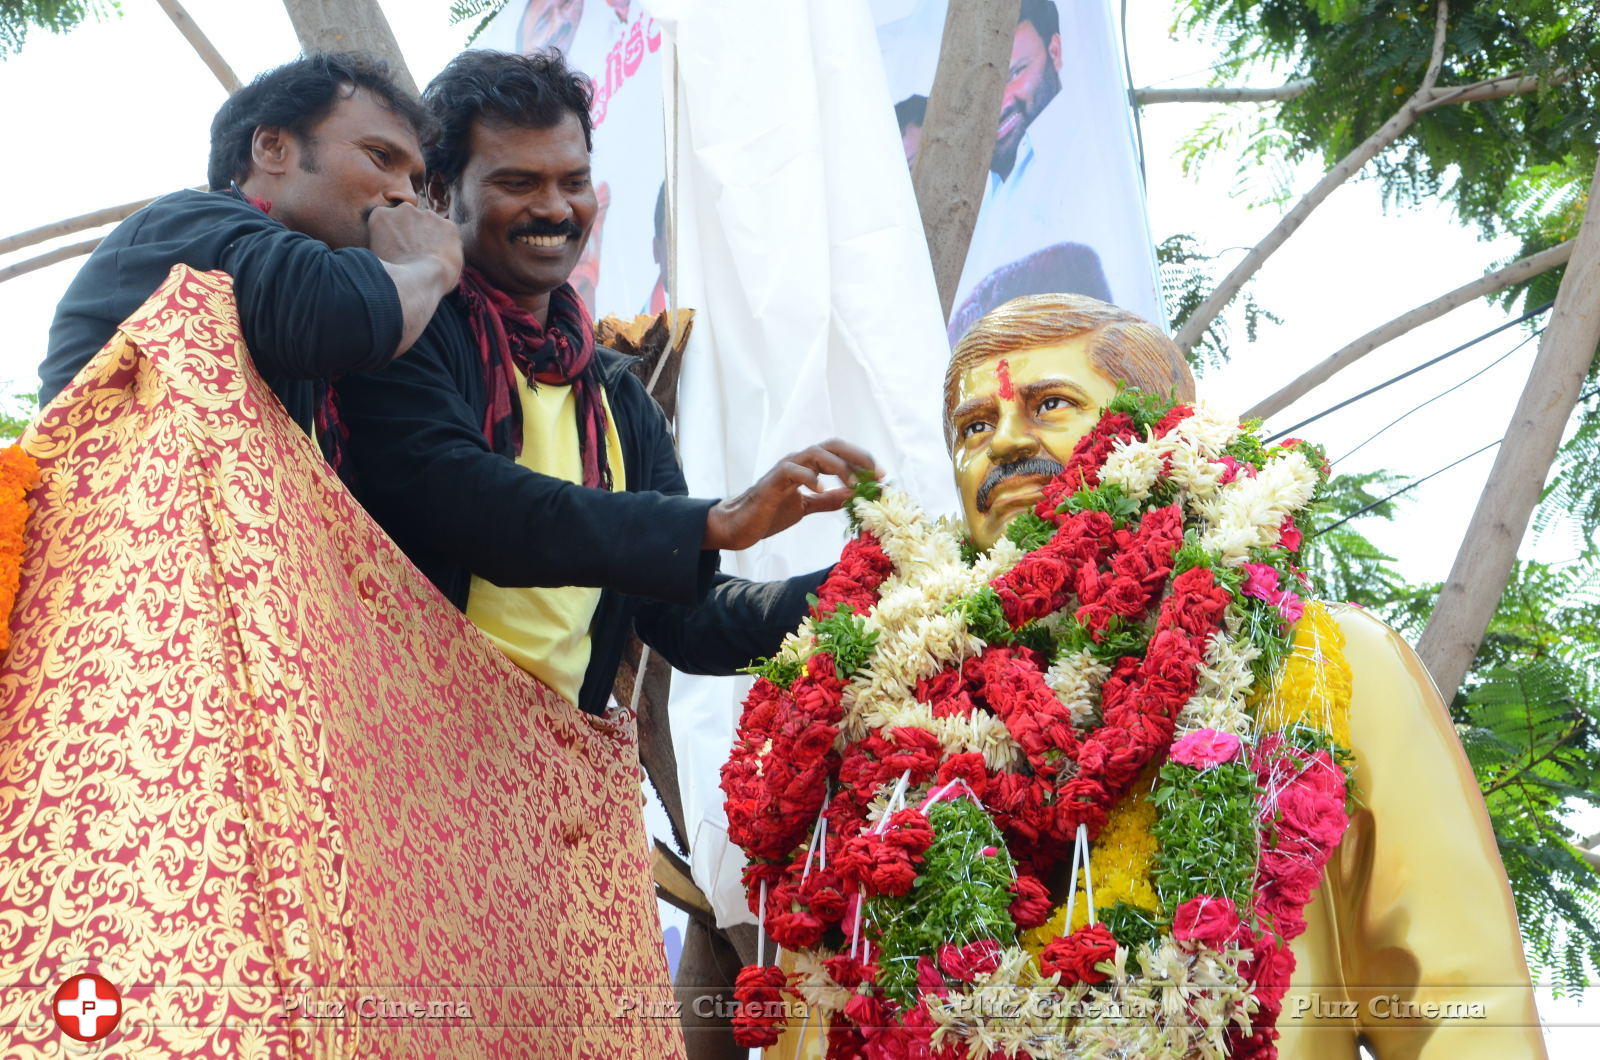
[943,293,1196,447]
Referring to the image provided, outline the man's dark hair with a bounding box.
[207,52,431,190]
[422,49,595,189]
[1019,0,1060,43]
[894,94,928,135]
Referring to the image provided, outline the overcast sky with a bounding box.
[0,0,1592,1045]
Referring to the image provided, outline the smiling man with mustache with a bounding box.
[335,50,879,718]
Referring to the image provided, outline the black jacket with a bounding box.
[40,188,402,446]
[335,292,825,715]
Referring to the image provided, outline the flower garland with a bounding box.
[0,443,39,656]
[720,391,1354,1058]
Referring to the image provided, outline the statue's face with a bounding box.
[950,336,1120,550]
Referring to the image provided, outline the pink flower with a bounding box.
[1277,516,1303,552]
[1243,563,1305,625]
[1170,728,1243,769]
[981,845,998,857]
[1241,563,1281,602]
[1276,590,1305,624]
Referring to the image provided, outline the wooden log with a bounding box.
[1416,153,1600,699]
[910,0,1020,317]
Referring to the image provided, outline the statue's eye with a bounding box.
[962,420,993,439]
[1038,395,1075,414]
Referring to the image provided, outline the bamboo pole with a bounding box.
[1416,154,1600,699]
[153,0,241,93]
[1135,81,1311,105]
[910,0,1020,317]
[0,239,101,285]
[1244,241,1574,421]
[0,196,169,257]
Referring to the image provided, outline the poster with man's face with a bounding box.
[876,0,1164,344]
[493,0,1158,347]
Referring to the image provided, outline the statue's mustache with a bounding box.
[976,457,1064,514]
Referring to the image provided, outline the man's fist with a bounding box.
[703,439,881,552]
[368,201,463,289]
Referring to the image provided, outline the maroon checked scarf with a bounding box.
[457,266,613,491]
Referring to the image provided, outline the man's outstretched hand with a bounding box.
[703,439,881,551]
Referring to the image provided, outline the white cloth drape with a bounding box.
[649,0,958,926]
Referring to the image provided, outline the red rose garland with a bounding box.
[719,396,1339,1058]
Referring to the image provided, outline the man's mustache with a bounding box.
[509,219,582,241]
[976,456,1064,514]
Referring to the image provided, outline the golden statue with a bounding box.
[954,295,1542,1057]
[769,294,1546,1059]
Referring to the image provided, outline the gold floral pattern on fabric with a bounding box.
[0,266,683,1058]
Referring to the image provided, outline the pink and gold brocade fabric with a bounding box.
[0,266,685,1058]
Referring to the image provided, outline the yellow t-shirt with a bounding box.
[465,380,626,705]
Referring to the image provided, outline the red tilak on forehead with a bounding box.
[996,358,1014,400]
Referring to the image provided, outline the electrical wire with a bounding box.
[1315,383,1600,537]
[1265,300,1554,442]
[1334,326,1544,465]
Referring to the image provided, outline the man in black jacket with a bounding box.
[40,53,462,463]
[335,49,873,715]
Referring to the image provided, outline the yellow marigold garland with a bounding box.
[1028,602,1353,951]
[1023,767,1162,953]
[1257,601,1353,750]
[0,443,40,655]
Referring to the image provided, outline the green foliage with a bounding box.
[0,0,116,55]
[1157,234,1283,373]
[1151,760,1261,911]
[1004,509,1055,552]
[1454,605,1600,993]
[739,653,803,688]
[0,392,36,444]
[845,470,885,534]
[1062,481,1142,524]
[812,603,879,679]
[1533,393,1600,548]
[953,586,1010,645]
[868,798,1019,1005]
[1101,901,1163,959]
[1176,0,1600,310]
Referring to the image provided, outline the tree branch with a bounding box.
[1243,240,1573,421]
[1420,0,1450,94]
[154,0,241,93]
[1172,93,1434,352]
[1479,717,1583,797]
[1134,81,1312,105]
[1172,49,1568,355]
[1421,68,1574,110]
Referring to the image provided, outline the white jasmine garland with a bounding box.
[1195,449,1319,565]
[1175,621,1261,736]
[1045,647,1111,730]
[1099,435,1170,500]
